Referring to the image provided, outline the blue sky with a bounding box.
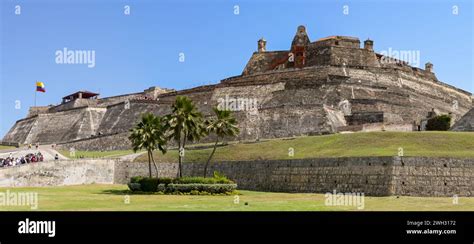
[0,0,473,137]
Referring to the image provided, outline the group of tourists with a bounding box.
[0,152,44,167]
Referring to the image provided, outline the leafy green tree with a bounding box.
[203,107,239,177]
[165,96,206,178]
[129,113,167,178]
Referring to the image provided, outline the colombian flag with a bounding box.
[36,82,45,92]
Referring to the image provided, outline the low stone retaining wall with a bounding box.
[113,161,177,184]
[0,157,472,197]
[0,160,115,187]
[115,157,474,196]
[182,157,473,196]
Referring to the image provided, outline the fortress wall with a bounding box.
[451,108,474,131]
[391,157,474,196]
[179,89,215,115]
[97,101,171,135]
[223,66,327,85]
[113,162,177,184]
[181,157,473,196]
[156,87,216,118]
[330,46,381,67]
[2,116,39,144]
[212,82,288,140]
[339,67,471,123]
[4,107,103,144]
[33,107,107,144]
[259,85,345,136]
[27,106,52,117]
[74,107,107,139]
[97,92,145,107]
[58,132,132,151]
[49,99,98,113]
[3,107,107,145]
[259,106,331,137]
[305,45,380,68]
[111,157,472,196]
[242,51,290,75]
[183,157,395,196]
[399,74,471,122]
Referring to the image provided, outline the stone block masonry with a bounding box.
[113,161,178,184]
[182,157,473,196]
[0,157,472,197]
[0,159,115,187]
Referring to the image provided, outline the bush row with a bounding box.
[165,183,237,194]
[128,173,236,194]
[130,175,234,186]
[127,182,237,194]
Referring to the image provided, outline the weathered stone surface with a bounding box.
[0,159,115,187]
[451,107,474,131]
[180,157,473,196]
[3,107,106,144]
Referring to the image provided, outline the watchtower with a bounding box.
[290,25,310,68]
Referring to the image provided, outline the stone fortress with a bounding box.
[3,25,473,150]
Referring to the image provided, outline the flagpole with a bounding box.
[34,81,37,107]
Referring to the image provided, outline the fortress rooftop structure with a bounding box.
[62,91,99,103]
[242,25,435,78]
[3,25,472,149]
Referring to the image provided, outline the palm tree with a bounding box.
[165,96,205,178]
[129,113,167,178]
[203,107,239,177]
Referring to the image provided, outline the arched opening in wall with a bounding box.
[335,41,339,45]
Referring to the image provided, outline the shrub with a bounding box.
[130,176,144,183]
[157,184,166,192]
[159,178,174,186]
[166,183,237,194]
[138,177,160,192]
[173,177,233,184]
[426,115,451,131]
[127,183,141,192]
[128,173,236,194]
[173,172,234,184]
[213,171,229,182]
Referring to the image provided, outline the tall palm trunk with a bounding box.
[150,151,159,178]
[147,150,152,178]
[177,137,182,178]
[204,137,219,177]
[180,134,188,178]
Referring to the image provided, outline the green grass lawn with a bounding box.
[0,145,16,150]
[0,184,472,211]
[58,149,136,159]
[134,131,474,163]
